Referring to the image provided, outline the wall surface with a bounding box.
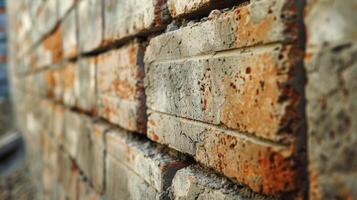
[5,0,356,199]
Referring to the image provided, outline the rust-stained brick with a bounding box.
[147,111,302,195]
[146,45,303,142]
[62,63,76,107]
[97,41,146,133]
[145,0,299,63]
[36,25,63,69]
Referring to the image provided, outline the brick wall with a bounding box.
[6,0,356,199]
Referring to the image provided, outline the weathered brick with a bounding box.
[62,63,76,107]
[145,0,300,63]
[103,0,169,44]
[52,66,65,102]
[77,121,108,194]
[97,41,146,133]
[61,8,77,58]
[63,109,82,157]
[148,111,301,195]
[106,128,189,192]
[171,165,273,200]
[146,45,303,142]
[52,104,65,146]
[105,155,159,200]
[74,58,96,112]
[64,109,106,193]
[78,0,103,53]
[304,1,357,198]
[305,43,357,199]
[57,150,80,200]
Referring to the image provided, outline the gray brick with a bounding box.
[106,127,189,193]
[103,0,169,44]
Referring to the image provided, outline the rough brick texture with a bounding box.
[6,0,356,199]
[97,41,146,133]
[145,0,305,196]
[305,1,357,199]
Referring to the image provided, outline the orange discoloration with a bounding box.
[196,131,298,195]
[45,70,55,98]
[150,132,160,142]
[43,25,63,63]
[110,77,136,99]
[63,64,75,90]
[221,47,301,141]
[235,7,274,46]
[154,0,166,26]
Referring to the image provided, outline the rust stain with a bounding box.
[196,131,297,195]
[150,132,160,142]
[235,6,273,46]
[63,64,75,90]
[154,0,166,26]
[45,70,55,98]
[110,78,136,99]
[220,46,302,142]
[221,52,280,139]
[129,45,138,66]
[43,25,63,63]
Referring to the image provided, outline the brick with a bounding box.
[52,66,65,102]
[74,57,96,112]
[103,0,169,44]
[57,150,80,200]
[106,128,188,192]
[78,0,103,53]
[146,45,303,142]
[63,109,82,157]
[64,109,106,193]
[105,155,159,200]
[52,104,65,146]
[167,0,241,18]
[148,111,301,195]
[145,0,300,63]
[97,41,146,133]
[305,2,357,198]
[171,165,273,200]
[77,121,108,194]
[61,8,77,58]
[305,43,357,199]
[62,63,76,107]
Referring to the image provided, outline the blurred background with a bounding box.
[0,1,36,199]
